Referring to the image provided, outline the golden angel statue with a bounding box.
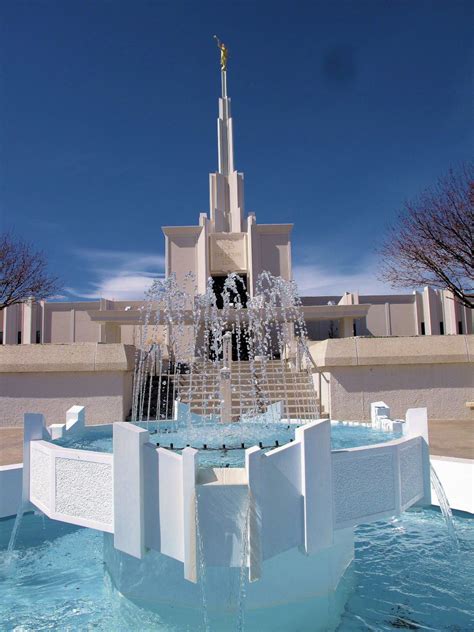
[213,35,228,71]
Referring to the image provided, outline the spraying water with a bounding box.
[131,272,319,425]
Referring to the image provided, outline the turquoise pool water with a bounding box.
[52,421,401,468]
[0,509,472,631]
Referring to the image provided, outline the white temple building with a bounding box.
[0,52,472,429]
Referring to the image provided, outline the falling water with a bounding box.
[430,464,458,547]
[195,492,210,632]
[236,493,251,632]
[4,502,25,566]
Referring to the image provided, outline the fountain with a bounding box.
[3,272,455,630]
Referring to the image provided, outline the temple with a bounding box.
[0,43,472,429]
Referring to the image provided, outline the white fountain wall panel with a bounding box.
[197,483,248,567]
[103,527,355,623]
[29,441,113,532]
[399,437,425,510]
[260,442,303,560]
[144,447,185,563]
[55,455,113,529]
[0,464,23,518]
[332,445,398,529]
[30,442,52,512]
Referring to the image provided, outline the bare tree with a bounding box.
[0,232,62,310]
[379,164,473,309]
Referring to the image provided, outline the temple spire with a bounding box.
[209,38,244,233]
[217,70,234,176]
[221,69,227,98]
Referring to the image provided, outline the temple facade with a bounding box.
[162,70,292,297]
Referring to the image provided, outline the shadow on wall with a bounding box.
[0,373,127,398]
[331,364,472,421]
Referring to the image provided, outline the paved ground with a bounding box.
[0,419,472,466]
[428,419,474,460]
[1,428,23,466]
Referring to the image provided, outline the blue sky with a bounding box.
[1,0,472,299]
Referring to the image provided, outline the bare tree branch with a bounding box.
[378,164,473,310]
[0,232,62,310]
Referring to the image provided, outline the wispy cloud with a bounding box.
[67,248,165,300]
[66,248,409,301]
[293,256,409,296]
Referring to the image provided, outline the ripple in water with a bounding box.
[0,508,472,631]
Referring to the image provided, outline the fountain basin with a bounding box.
[23,409,430,581]
[4,404,456,631]
[103,526,355,631]
[1,508,472,631]
[50,418,403,467]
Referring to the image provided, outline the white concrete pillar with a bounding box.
[22,299,35,344]
[413,291,423,335]
[247,213,259,297]
[220,367,232,423]
[384,303,392,336]
[370,401,390,423]
[39,300,47,343]
[65,405,85,433]
[295,419,333,553]
[23,413,47,506]
[182,447,198,583]
[442,290,457,335]
[404,408,431,506]
[113,422,149,559]
[223,331,232,370]
[245,446,263,582]
[422,287,438,335]
[340,317,354,338]
[49,403,85,439]
[461,304,471,335]
[48,424,66,440]
[295,339,302,371]
[197,214,209,295]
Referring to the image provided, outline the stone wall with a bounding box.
[0,343,135,427]
[310,335,474,421]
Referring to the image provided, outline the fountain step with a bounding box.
[178,373,313,381]
[179,389,318,398]
[186,409,320,419]
[177,383,316,391]
[178,372,310,381]
[178,375,314,384]
[176,355,319,418]
[191,359,288,365]
[178,389,317,397]
[177,374,312,387]
[180,400,320,409]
